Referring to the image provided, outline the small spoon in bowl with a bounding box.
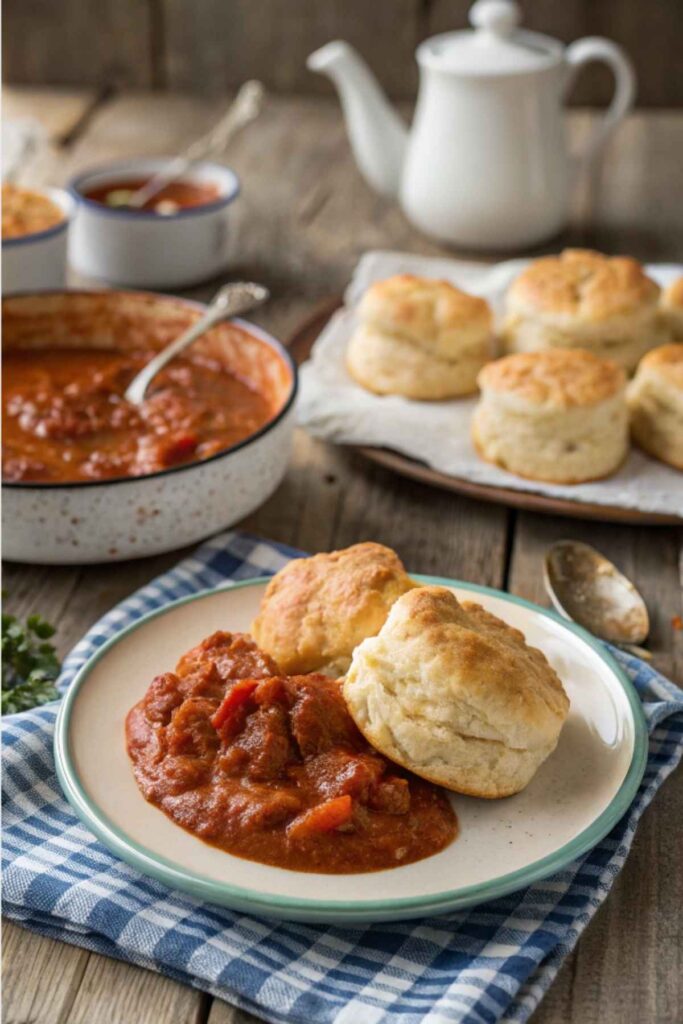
[124,281,269,406]
[544,540,651,659]
[125,81,265,212]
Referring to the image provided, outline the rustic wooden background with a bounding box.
[3,0,683,106]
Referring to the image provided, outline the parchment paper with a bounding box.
[297,251,683,516]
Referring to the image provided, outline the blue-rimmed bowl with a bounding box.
[3,290,297,564]
[2,187,74,294]
[68,159,240,289]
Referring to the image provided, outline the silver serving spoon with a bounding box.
[544,540,651,659]
[124,281,269,406]
[122,80,265,211]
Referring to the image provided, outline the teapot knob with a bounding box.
[470,0,520,38]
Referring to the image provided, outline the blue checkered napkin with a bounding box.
[3,530,683,1024]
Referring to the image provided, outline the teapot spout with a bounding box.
[307,41,407,198]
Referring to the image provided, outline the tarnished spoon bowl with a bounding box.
[544,540,650,658]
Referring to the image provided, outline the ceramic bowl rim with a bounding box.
[2,289,298,491]
[54,574,649,920]
[68,158,240,221]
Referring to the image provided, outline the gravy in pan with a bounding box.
[2,344,274,483]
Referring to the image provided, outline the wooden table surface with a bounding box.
[2,87,682,1024]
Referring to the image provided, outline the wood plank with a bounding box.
[2,549,189,661]
[7,0,682,105]
[1,920,89,1024]
[587,110,683,261]
[3,87,95,140]
[65,955,209,1024]
[208,999,262,1024]
[579,0,683,109]
[246,431,510,587]
[161,0,419,98]
[1,86,96,186]
[2,0,153,89]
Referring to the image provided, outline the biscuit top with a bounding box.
[508,249,660,322]
[636,343,683,389]
[359,274,492,343]
[478,349,626,408]
[251,542,415,675]
[663,276,683,311]
[350,586,569,752]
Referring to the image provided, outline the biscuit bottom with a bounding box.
[471,394,629,484]
[347,324,489,400]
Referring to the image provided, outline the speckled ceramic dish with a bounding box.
[2,291,297,563]
[54,575,648,924]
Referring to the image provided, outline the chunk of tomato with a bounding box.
[211,679,259,736]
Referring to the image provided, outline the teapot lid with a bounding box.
[418,0,563,75]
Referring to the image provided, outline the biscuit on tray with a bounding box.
[661,277,683,342]
[502,249,666,373]
[628,343,683,471]
[471,348,629,484]
[347,273,494,399]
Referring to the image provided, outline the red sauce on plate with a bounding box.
[2,346,274,482]
[126,631,457,873]
[83,178,221,214]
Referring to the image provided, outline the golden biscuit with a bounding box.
[344,586,569,798]
[472,349,629,483]
[252,542,415,676]
[503,249,666,372]
[347,274,494,400]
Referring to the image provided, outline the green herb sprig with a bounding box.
[2,611,61,715]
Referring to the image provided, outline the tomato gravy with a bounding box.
[83,178,221,215]
[126,632,457,873]
[2,345,274,483]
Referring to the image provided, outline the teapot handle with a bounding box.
[564,38,636,177]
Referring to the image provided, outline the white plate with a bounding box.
[55,575,648,924]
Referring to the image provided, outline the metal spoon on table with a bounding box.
[544,540,651,659]
[124,281,269,406]
[121,80,265,211]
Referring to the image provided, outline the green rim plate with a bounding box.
[54,575,649,923]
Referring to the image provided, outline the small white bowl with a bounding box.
[2,187,74,294]
[68,159,240,289]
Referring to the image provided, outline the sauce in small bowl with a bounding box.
[83,178,222,216]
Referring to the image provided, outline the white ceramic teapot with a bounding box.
[307,0,635,250]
